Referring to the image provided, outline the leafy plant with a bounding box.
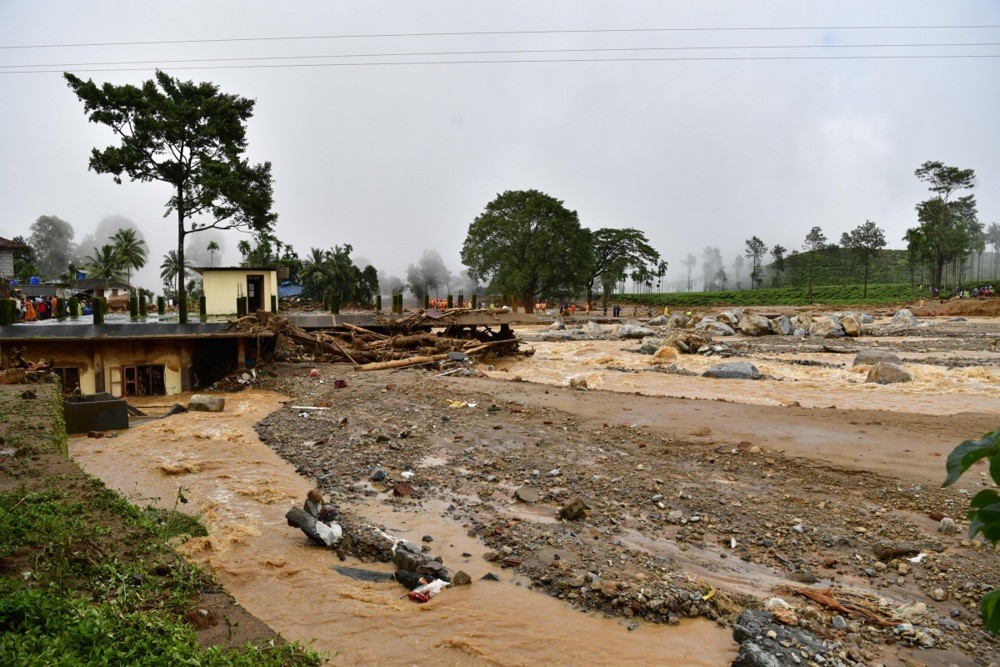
[942,427,1000,635]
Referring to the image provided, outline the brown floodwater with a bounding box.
[493,325,1000,416]
[69,391,737,666]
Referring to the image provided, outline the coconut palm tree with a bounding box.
[207,240,220,267]
[299,247,331,299]
[111,228,147,289]
[86,245,125,289]
[160,250,194,298]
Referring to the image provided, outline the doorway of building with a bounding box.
[247,275,264,313]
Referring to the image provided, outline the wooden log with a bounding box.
[356,353,450,372]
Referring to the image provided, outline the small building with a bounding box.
[73,278,132,308]
[0,236,28,279]
[197,267,278,316]
[0,322,271,397]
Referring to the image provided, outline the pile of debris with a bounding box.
[285,489,470,602]
[227,311,522,370]
[0,347,54,385]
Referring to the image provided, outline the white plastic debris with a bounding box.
[314,521,343,546]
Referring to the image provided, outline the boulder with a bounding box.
[702,361,761,380]
[515,486,541,503]
[771,315,793,336]
[865,362,911,384]
[188,394,225,412]
[639,337,663,355]
[890,308,919,328]
[550,319,567,331]
[646,315,669,326]
[663,332,713,354]
[792,327,807,337]
[739,314,772,337]
[794,312,813,327]
[717,311,740,327]
[583,320,604,338]
[852,349,902,367]
[860,313,875,324]
[612,323,655,339]
[539,330,576,342]
[695,320,736,337]
[732,610,837,667]
[809,316,845,338]
[666,312,689,329]
[840,314,862,337]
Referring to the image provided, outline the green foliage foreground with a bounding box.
[0,484,320,667]
[620,283,923,308]
[943,428,1000,635]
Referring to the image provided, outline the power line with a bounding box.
[2,53,998,75]
[2,25,1000,50]
[3,41,998,70]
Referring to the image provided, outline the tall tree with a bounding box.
[732,255,744,288]
[85,245,124,288]
[584,228,660,306]
[906,160,977,294]
[299,248,332,300]
[414,249,451,298]
[987,222,1000,281]
[160,250,193,295]
[9,235,38,283]
[111,227,147,289]
[207,240,220,267]
[803,226,827,302]
[65,70,277,323]
[461,190,592,313]
[682,254,697,292]
[744,236,767,289]
[770,244,787,287]
[701,246,723,291]
[28,215,76,279]
[844,220,886,298]
[76,215,143,263]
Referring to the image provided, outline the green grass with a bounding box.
[620,283,923,308]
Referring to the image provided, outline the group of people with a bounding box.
[10,294,93,322]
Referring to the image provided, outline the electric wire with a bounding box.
[2,24,1000,50]
[2,41,998,71]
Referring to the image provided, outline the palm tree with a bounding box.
[237,240,251,265]
[112,228,147,289]
[160,250,194,298]
[86,245,125,289]
[299,247,332,299]
[207,240,220,267]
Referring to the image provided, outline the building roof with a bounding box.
[195,266,277,273]
[0,322,273,342]
[0,236,29,251]
[73,278,131,291]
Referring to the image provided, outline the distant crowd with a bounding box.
[11,294,93,322]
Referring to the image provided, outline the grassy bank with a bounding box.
[0,384,321,666]
[620,283,923,308]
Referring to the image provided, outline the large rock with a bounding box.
[739,314,772,337]
[583,321,604,338]
[639,337,663,355]
[717,311,740,328]
[890,308,919,328]
[702,361,761,380]
[649,346,679,364]
[866,362,912,384]
[188,394,225,412]
[732,610,841,667]
[612,323,655,339]
[663,331,713,354]
[695,320,736,337]
[666,312,689,329]
[646,315,669,326]
[809,316,845,338]
[539,330,576,342]
[771,315,793,336]
[840,314,862,337]
[852,349,902,367]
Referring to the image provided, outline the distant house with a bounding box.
[196,267,278,315]
[73,278,132,308]
[0,236,28,279]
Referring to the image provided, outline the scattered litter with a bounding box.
[407,579,450,603]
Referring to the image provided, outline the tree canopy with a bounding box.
[586,228,660,306]
[803,226,827,302]
[744,236,767,289]
[461,190,592,312]
[65,70,277,322]
[28,215,76,279]
[906,161,978,293]
[844,220,886,298]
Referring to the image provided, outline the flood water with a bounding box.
[493,323,1000,416]
[69,392,736,666]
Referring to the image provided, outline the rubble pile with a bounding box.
[0,347,54,385]
[226,310,523,370]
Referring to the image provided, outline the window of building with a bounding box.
[53,367,81,395]
[110,364,166,397]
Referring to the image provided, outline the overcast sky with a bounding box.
[1,1,998,291]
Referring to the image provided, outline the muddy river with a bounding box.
[67,317,999,665]
[69,392,736,666]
